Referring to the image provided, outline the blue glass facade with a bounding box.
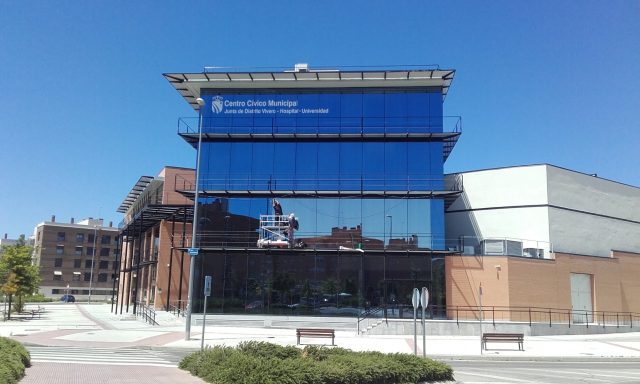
[186,85,453,316]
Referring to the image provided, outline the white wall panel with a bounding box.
[549,207,640,257]
[547,166,640,222]
[448,165,548,211]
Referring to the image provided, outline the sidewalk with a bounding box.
[4,303,640,382]
[5,303,640,359]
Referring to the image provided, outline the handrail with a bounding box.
[445,305,640,329]
[177,116,463,136]
[357,306,388,334]
[135,301,158,325]
[168,300,187,317]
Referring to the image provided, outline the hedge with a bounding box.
[0,337,31,384]
[180,341,453,384]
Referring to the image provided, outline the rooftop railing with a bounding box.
[174,174,451,194]
[177,115,462,137]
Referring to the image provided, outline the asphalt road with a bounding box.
[447,359,640,383]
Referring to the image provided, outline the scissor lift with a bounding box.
[257,214,290,248]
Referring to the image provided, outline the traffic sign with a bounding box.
[420,287,429,308]
[412,288,421,309]
[204,276,212,296]
[188,247,199,257]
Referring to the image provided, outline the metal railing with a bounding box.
[178,116,462,137]
[174,174,451,194]
[448,305,640,328]
[135,301,158,325]
[168,300,187,317]
[357,306,388,334]
[444,236,553,259]
[170,230,448,251]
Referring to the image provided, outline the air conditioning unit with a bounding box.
[482,239,523,256]
[523,248,544,258]
[294,63,309,72]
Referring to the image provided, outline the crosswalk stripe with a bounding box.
[26,346,179,367]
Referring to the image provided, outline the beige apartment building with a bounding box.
[33,217,120,301]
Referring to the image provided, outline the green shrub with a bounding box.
[23,293,54,303]
[180,342,453,384]
[0,337,30,383]
[238,341,301,360]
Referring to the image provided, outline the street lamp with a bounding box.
[386,215,393,248]
[88,225,98,303]
[186,96,205,340]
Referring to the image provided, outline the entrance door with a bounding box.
[570,273,593,323]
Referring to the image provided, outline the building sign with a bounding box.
[205,94,330,116]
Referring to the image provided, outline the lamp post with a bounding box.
[386,215,392,248]
[88,225,98,303]
[186,97,205,340]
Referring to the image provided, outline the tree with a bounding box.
[0,236,40,317]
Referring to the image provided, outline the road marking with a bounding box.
[454,370,535,383]
[27,346,178,367]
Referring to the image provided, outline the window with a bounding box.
[86,247,94,256]
[88,233,95,243]
[74,259,81,268]
[73,272,81,281]
[75,246,83,256]
[53,271,62,281]
[85,260,93,268]
[100,248,110,257]
[75,233,84,242]
[98,273,108,282]
[57,232,65,241]
[56,246,64,255]
[101,235,111,245]
[54,258,63,267]
[113,261,119,270]
[113,249,119,257]
[84,273,92,282]
[99,260,109,269]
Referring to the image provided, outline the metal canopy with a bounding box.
[117,176,154,213]
[119,204,193,239]
[164,67,455,111]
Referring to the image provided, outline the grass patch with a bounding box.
[0,337,31,384]
[180,341,453,384]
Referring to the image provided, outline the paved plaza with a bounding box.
[3,303,640,383]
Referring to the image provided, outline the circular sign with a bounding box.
[412,288,420,309]
[421,287,429,308]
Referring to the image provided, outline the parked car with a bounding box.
[60,294,75,303]
[244,300,263,310]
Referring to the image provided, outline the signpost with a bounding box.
[478,283,483,355]
[201,276,212,350]
[421,287,429,357]
[411,288,420,355]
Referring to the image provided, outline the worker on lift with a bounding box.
[287,213,299,248]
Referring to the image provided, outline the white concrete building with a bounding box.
[445,164,640,258]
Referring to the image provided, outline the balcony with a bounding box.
[173,173,462,199]
[177,116,461,160]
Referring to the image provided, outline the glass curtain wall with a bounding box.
[191,88,448,316]
[195,250,445,318]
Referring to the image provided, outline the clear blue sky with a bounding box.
[1,0,638,238]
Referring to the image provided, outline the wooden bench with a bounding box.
[482,333,524,351]
[296,328,335,346]
[30,306,45,319]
